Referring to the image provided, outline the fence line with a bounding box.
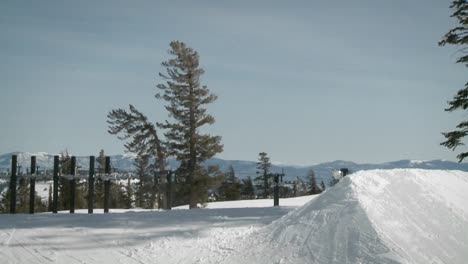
[3,154,286,214]
[4,155,175,214]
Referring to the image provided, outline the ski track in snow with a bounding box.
[0,197,314,264]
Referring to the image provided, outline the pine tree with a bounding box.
[108,105,166,208]
[74,181,87,210]
[16,169,29,213]
[58,151,71,210]
[296,177,308,196]
[226,165,236,184]
[156,41,223,208]
[279,185,293,198]
[219,165,241,201]
[194,165,225,206]
[228,165,241,200]
[134,154,153,208]
[170,162,224,207]
[109,183,127,209]
[56,152,87,211]
[292,180,298,197]
[32,191,46,213]
[255,152,271,198]
[320,180,326,192]
[241,176,255,199]
[307,169,321,195]
[124,177,134,209]
[94,149,105,208]
[0,189,10,213]
[0,167,48,214]
[173,161,190,206]
[440,0,468,161]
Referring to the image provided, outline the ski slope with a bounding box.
[0,169,467,264]
[223,169,468,264]
[0,196,315,264]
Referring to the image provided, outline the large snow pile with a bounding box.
[223,169,468,264]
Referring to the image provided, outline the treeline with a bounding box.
[251,152,324,200]
[0,150,326,213]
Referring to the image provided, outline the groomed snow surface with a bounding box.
[1,169,467,264]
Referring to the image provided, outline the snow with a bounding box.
[409,160,428,164]
[1,169,467,264]
[0,196,316,264]
[175,196,315,209]
[222,169,468,264]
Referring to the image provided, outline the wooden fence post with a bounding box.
[274,174,279,207]
[88,156,95,214]
[103,156,110,213]
[53,155,59,213]
[9,155,17,214]
[29,156,36,214]
[70,156,76,213]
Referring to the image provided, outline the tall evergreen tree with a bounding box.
[307,169,321,195]
[156,41,223,208]
[226,165,236,184]
[255,152,271,198]
[440,0,468,161]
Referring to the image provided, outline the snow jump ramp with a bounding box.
[223,169,468,264]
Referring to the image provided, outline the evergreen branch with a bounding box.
[107,104,166,174]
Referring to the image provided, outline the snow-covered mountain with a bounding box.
[1,152,468,184]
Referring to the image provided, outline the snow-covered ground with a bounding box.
[223,169,468,264]
[0,195,315,264]
[1,169,467,264]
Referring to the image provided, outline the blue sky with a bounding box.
[0,0,466,165]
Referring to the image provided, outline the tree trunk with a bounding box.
[188,75,197,209]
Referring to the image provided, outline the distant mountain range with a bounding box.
[1,152,467,185]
